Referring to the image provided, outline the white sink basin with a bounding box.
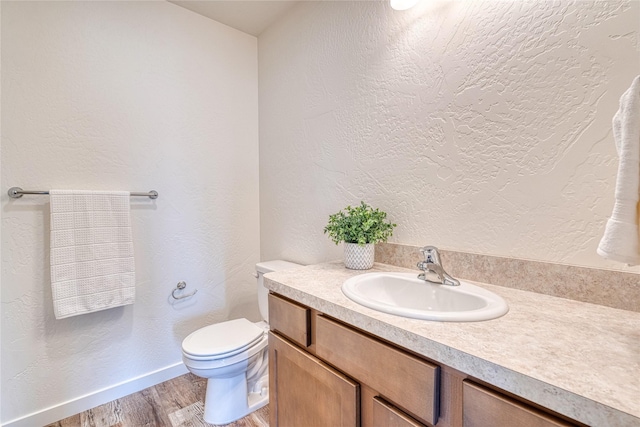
[342,272,509,322]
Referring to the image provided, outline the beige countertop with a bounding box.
[264,261,640,427]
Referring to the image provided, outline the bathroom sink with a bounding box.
[341,272,508,322]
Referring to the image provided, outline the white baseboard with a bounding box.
[2,362,189,427]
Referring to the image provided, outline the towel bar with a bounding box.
[7,187,158,199]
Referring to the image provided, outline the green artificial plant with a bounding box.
[324,201,396,246]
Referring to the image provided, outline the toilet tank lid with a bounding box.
[256,260,302,274]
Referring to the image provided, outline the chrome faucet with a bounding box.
[417,246,460,286]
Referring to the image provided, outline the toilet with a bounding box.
[181,260,301,425]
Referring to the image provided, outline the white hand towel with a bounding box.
[597,76,640,266]
[50,190,135,319]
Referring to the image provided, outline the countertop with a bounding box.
[264,262,640,427]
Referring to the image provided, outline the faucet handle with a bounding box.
[419,246,441,264]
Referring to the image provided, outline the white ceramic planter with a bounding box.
[344,243,375,270]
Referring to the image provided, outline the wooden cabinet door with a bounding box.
[269,331,359,427]
[372,397,427,427]
[463,381,577,427]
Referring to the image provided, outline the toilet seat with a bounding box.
[182,318,265,361]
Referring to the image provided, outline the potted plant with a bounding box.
[324,201,396,270]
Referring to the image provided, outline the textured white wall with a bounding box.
[1,1,259,423]
[259,0,640,272]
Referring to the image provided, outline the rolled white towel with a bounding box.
[597,76,640,266]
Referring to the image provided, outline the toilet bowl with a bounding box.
[181,260,301,425]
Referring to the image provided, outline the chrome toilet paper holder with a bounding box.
[172,281,198,300]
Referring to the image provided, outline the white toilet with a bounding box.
[181,260,301,425]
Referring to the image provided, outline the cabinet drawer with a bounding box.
[315,315,440,426]
[373,397,427,427]
[268,293,311,347]
[463,381,577,427]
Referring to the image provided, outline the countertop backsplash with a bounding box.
[376,242,640,312]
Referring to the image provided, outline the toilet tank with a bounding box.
[256,260,302,322]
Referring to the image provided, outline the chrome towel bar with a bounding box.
[7,187,158,199]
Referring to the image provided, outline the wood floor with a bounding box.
[45,373,269,427]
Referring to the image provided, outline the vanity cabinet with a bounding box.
[269,293,436,427]
[268,293,583,427]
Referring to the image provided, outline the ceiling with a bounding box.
[169,1,300,36]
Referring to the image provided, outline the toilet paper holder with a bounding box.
[172,281,198,300]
